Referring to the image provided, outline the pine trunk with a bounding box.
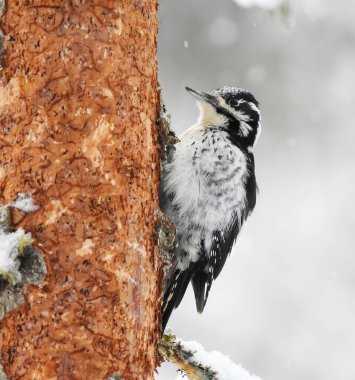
[0,1,160,379]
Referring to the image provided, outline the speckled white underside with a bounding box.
[162,123,248,270]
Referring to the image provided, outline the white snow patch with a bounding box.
[176,339,262,380]
[11,193,38,213]
[233,0,284,9]
[0,228,29,281]
[0,194,37,282]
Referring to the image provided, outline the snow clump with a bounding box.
[175,338,263,380]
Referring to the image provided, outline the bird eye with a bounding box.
[231,99,240,108]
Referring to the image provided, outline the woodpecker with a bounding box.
[160,86,261,331]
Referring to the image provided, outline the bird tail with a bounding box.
[191,271,213,313]
[162,269,193,332]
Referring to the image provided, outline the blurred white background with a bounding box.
[156,1,355,379]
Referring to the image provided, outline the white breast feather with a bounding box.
[162,125,248,270]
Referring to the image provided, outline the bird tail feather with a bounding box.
[191,272,213,313]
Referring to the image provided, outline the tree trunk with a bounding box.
[0,1,160,379]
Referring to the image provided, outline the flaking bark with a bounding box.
[0,1,160,379]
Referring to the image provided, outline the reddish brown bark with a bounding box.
[0,1,160,379]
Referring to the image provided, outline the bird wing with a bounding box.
[191,153,257,312]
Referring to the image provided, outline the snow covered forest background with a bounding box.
[157,0,355,379]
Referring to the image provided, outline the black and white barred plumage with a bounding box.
[160,86,261,331]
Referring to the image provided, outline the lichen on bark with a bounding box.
[0,246,47,320]
[0,1,4,18]
[0,364,8,380]
[156,211,175,284]
[0,196,47,320]
[156,93,178,284]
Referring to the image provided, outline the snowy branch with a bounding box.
[159,332,262,380]
[159,332,218,380]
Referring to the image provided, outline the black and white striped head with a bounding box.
[186,86,261,150]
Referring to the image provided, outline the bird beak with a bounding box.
[185,87,218,107]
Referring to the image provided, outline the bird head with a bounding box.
[186,86,261,150]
